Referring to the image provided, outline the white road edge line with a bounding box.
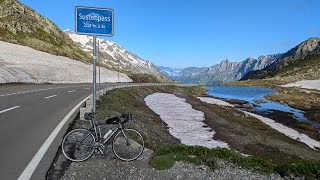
[44,95,57,99]
[18,95,91,180]
[67,90,76,93]
[0,106,20,114]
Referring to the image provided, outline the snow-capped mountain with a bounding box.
[64,30,171,82]
[157,66,183,77]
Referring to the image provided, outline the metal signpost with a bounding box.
[75,6,114,120]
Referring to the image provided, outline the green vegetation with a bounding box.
[265,87,320,124]
[150,152,202,170]
[150,144,273,173]
[275,55,320,78]
[243,54,320,81]
[184,85,207,96]
[275,160,320,178]
[265,88,320,111]
[150,144,320,179]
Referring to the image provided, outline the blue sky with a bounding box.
[21,0,320,68]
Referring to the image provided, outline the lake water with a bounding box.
[204,86,320,129]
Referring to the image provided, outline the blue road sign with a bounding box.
[75,6,114,36]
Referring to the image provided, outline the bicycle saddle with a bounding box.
[106,114,132,124]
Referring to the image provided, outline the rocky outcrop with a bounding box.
[280,37,320,60]
[241,37,320,81]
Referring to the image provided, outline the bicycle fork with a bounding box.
[121,129,130,146]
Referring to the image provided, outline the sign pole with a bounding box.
[75,6,113,123]
[92,35,97,119]
[98,40,101,89]
[118,59,119,83]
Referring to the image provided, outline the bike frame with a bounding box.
[88,120,128,145]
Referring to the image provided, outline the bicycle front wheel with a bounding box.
[62,128,96,162]
[112,128,144,161]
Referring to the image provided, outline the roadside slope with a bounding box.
[0,0,90,62]
[0,41,132,83]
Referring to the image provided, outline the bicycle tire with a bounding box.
[62,128,96,162]
[112,128,144,161]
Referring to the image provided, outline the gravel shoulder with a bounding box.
[61,144,282,180]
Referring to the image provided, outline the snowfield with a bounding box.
[145,93,229,149]
[0,41,132,84]
[198,96,320,150]
[281,80,320,91]
[197,97,234,107]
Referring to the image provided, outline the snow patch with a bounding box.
[197,97,320,150]
[144,93,229,148]
[197,97,234,107]
[281,80,320,91]
[0,41,132,83]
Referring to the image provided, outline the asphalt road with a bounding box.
[0,83,130,180]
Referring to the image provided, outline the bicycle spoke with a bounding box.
[112,129,144,161]
[62,129,96,162]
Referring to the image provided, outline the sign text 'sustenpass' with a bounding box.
[75,6,114,36]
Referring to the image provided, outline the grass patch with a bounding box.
[150,152,202,170]
[265,88,320,111]
[265,87,320,125]
[150,144,320,179]
[151,144,273,173]
[275,160,320,179]
[184,85,207,96]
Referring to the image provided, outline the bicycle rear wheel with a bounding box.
[62,129,95,162]
[112,128,144,161]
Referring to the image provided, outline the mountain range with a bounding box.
[160,37,320,84]
[159,54,281,84]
